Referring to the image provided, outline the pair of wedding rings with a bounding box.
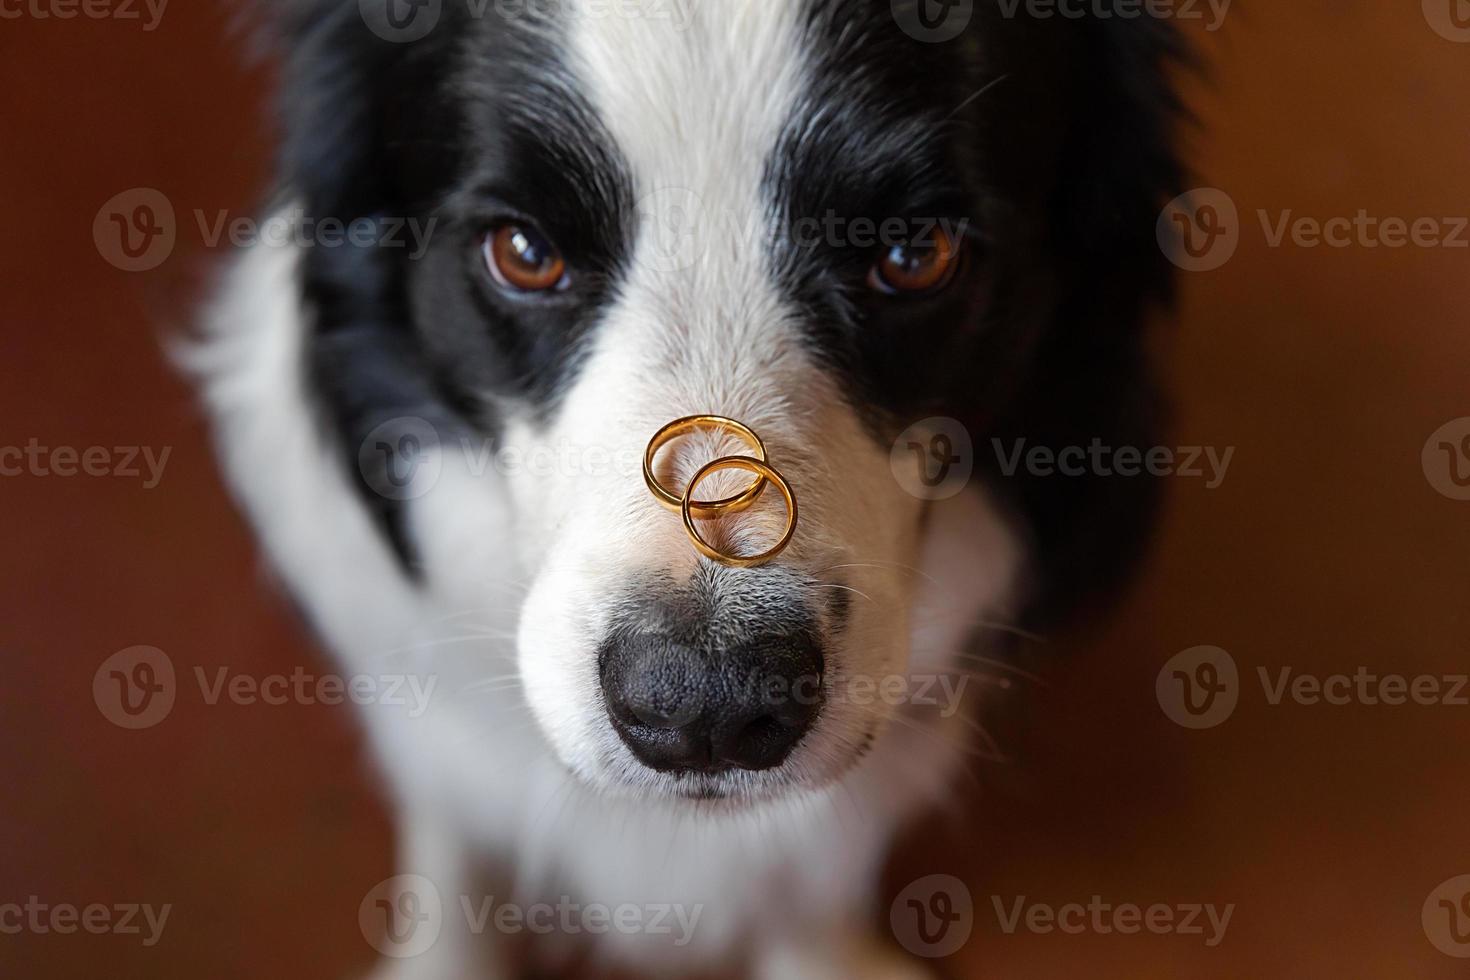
[643,415,798,568]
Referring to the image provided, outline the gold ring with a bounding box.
[644,415,768,519]
[681,456,797,569]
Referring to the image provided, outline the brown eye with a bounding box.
[484,222,567,293]
[868,225,962,295]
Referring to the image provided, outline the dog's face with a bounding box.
[283,2,1180,805]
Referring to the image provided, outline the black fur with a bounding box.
[772,4,1187,626]
[268,0,1186,624]
[273,1,636,568]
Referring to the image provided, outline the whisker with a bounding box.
[812,582,875,604]
[951,650,1046,685]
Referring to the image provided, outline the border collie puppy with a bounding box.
[200,1,1183,976]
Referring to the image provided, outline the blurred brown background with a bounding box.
[3,2,1469,978]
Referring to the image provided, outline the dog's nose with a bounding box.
[599,629,823,773]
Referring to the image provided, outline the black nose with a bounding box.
[599,629,824,773]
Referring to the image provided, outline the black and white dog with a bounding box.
[199,1,1183,976]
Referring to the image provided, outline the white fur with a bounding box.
[195,3,1021,976]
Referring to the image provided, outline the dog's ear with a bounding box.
[1055,17,1192,316]
[995,18,1193,628]
[263,0,461,222]
[251,0,465,577]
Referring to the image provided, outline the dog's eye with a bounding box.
[867,226,962,296]
[483,222,568,293]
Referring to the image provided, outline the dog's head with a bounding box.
[272,0,1182,804]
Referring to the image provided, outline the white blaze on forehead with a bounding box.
[562,0,811,387]
[545,1,826,528]
[567,0,806,239]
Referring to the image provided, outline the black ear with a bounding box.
[1055,16,1192,315]
[259,1,466,577]
[270,1,461,221]
[992,18,1193,628]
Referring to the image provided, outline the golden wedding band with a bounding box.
[643,415,768,519]
[680,456,798,569]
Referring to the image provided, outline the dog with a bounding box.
[197,1,1184,976]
